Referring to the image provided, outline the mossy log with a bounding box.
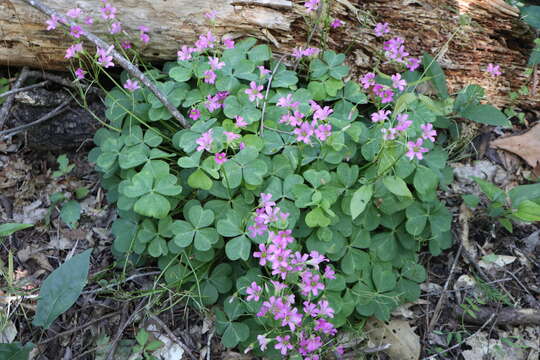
[0,0,538,109]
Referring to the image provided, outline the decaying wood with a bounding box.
[454,306,540,326]
[0,0,538,109]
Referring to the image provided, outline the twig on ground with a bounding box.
[0,98,72,139]
[427,242,463,333]
[39,311,119,345]
[0,81,49,99]
[422,314,496,360]
[106,299,146,360]
[455,306,540,326]
[148,314,198,360]
[0,67,29,130]
[21,0,189,128]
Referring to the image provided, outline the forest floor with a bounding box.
[0,68,539,360]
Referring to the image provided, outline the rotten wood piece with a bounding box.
[454,306,540,326]
[0,0,538,109]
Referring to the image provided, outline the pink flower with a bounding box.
[277,306,303,331]
[313,105,333,122]
[317,300,335,318]
[292,47,305,59]
[84,16,94,25]
[253,244,269,265]
[239,142,246,150]
[203,70,217,84]
[96,45,114,68]
[139,26,150,33]
[205,10,218,20]
[486,63,502,76]
[65,43,83,59]
[391,73,407,91]
[66,8,82,18]
[121,41,132,49]
[74,68,85,80]
[294,122,314,144]
[69,25,84,38]
[195,31,216,51]
[323,265,336,280]
[189,109,201,121]
[208,57,225,70]
[304,0,320,12]
[140,33,150,44]
[123,79,140,91]
[395,113,412,132]
[315,124,332,141]
[258,66,271,77]
[309,251,328,268]
[303,47,320,57]
[245,81,264,102]
[380,88,395,103]
[223,38,235,49]
[277,94,299,109]
[46,15,60,31]
[275,335,293,356]
[406,138,429,160]
[360,72,376,89]
[420,123,437,142]
[371,109,391,123]
[331,19,344,28]
[303,301,319,317]
[235,116,247,127]
[300,271,325,296]
[257,335,269,351]
[177,46,194,61]
[406,57,421,71]
[214,152,227,165]
[110,22,122,34]
[384,37,409,63]
[100,3,117,20]
[224,131,240,142]
[196,129,213,152]
[246,281,262,301]
[381,127,398,140]
[374,22,390,37]
[314,318,337,335]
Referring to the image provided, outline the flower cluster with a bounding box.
[277,95,333,144]
[244,194,342,358]
[360,23,437,160]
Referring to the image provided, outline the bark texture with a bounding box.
[0,0,538,108]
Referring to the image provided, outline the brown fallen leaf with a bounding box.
[490,123,540,168]
[365,318,420,360]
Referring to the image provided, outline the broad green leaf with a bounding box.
[350,185,373,220]
[225,235,251,260]
[461,104,511,127]
[170,220,195,247]
[402,263,427,282]
[522,5,540,30]
[0,342,34,360]
[515,200,540,222]
[383,176,413,198]
[509,183,540,208]
[194,228,219,251]
[221,322,249,348]
[60,200,81,229]
[413,166,439,194]
[217,211,243,237]
[472,177,505,202]
[169,65,192,82]
[305,207,331,227]
[134,193,170,219]
[373,268,396,293]
[248,44,271,62]
[188,168,213,190]
[422,54,449,99]
[0,223,32,237]
[188,205,215,228]
[33,249,92,328]
[405,202,428,235]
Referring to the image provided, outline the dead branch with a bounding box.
[0,67,29,130]
[21,0,189,128]
[454,306,540,326]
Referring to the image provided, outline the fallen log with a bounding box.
[0,0,538,110]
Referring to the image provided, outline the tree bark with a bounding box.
[0,0,538,109]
